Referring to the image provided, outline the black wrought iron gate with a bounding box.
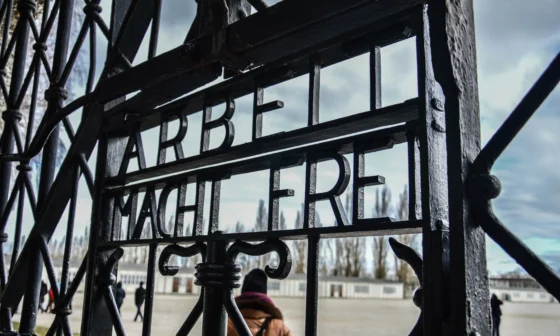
[0,0,558,335]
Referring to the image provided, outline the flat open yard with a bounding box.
[15,293,560,335]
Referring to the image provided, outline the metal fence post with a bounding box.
[201,236,228,336]
[427,0,492,334]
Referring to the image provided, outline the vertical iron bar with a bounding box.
[406,127,422,220]
[370,45,382,111]
[9,178,25,273]
[0,0,28,244]
[415,8,450,336]
[81,1,138,333]
[208,180,221,234]
[18,236,43,333]
[0,0,11,54]
[308,57,320,126]
[201,237,227,336]
[59,165,80,309]
[5,1,35,332]
[426,0,491,333]
[142,243,157,336]
[252,87,263,141]
[21,0,75,331]
[86,14,96,94]
[81,131,127,336]
[304,57,320,228]
[147,0,161,59]
[305,235,319,336]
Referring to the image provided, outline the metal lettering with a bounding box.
[352,147,386,224]
[252,87,284,141]
[304,152,350,228]
[111,191,138,241]
[118,129,146,176]
[157,113,188,165]
[132,186,160,239]
[200,96,235,153]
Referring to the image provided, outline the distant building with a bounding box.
[6,253,554,303]
[44,260,404,300]
[489,277,557,303]
[115,263,404,300]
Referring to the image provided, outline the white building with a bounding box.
[489,277,557,304]
[44,260,556,304]
[51,261,403,300]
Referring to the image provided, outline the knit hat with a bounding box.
[241,269,268,294]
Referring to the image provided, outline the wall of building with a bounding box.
[50,266,555,304]
[492,288,556,303]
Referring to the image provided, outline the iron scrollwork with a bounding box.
[157,243,207,336]
[226,239,292,279]
[389,237,423,336]
[157,235,292,336]
[159,243,207,276]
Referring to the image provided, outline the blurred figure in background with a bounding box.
[227,269,291,336]
[48,287,55,313]
[38,281,48,313]
[134,282,146,322]
[491,293,503,336]
[115,282,126,314]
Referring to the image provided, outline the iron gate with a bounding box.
[0,0,558,335]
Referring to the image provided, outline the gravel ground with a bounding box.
[16,293,560,335]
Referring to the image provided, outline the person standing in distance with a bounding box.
[134,282,146,322]
[38,281,48,313]
[115,282,126,314]
[491,293,504,336]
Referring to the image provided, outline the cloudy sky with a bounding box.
[5,0,560,276]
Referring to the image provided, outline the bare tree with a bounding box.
[333,192,365,277]
[255,199,267,232]
[166,216,175,236]
[279,211,287,231]
[233,221,250,270]
[373,186,391,279]
[235,221,245,233]
[393,185,417,283]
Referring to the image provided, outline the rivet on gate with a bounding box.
[431,98,444,111]
[431,119,445,133]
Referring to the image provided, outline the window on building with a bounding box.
[527,293,534,299]
[383,286,397,294]
[354,285,369,294]
[513,293,520,298]
[268,282,280,291]
[540,294,546,299]
[299,283,306,292]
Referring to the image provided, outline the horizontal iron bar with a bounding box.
[108,98,418,186]
[106,124,408,193]
[233,0,422,66]
[99,219,423,248]
[478,206,560,302]
[105,18,417,132]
